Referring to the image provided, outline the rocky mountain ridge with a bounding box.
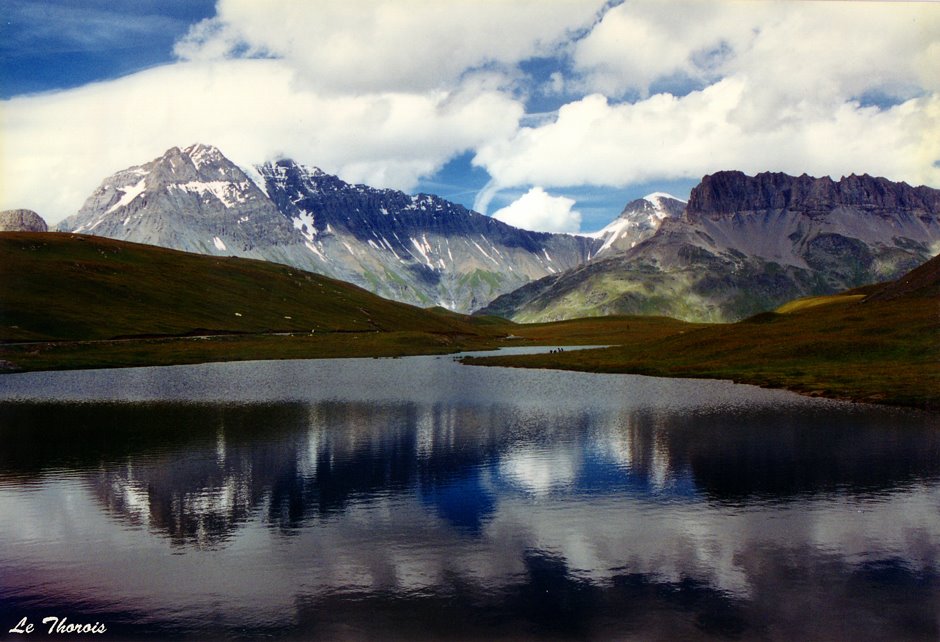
[479,171,940,323]
[57,144,599,312]
[256,159,597,309]
[687,171,940,220]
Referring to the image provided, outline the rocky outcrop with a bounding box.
[0,209,48,232]
[479,171,940,323]
[687,171,940,220]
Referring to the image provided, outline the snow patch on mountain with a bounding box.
[472,240,499,264]
[240,163,270,196]
[410,236,434,268]
[169,181,251,208]
[106,178,148,214]
[645,192,687,207]
[305,241,327,261]
[185,143,224,170]
[585,192,687,257]
[293,211,317,241]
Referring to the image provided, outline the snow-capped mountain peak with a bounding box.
[643,192,687,216]
[183,143,225,170]
[57,144,601,313]
[585,192,687,257]
[644,191,686,203]
[58,143,294,249]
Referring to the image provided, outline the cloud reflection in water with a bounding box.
[0,390,938,639]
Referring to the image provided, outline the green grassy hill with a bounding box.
[0,233,696,372]
[0,232,501,341]
[464,255,940,409]
[3,232,936,409]
[0,232,521,369]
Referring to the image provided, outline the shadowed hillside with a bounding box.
[0,232,503,342]
[0,233,697,372]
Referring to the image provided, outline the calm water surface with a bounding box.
[0,352,938,640]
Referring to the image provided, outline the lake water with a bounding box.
[0,352,938,640]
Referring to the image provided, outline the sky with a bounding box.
[1,1,938,234]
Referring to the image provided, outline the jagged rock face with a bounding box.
[0,209,48,232]
[479,171,940,323]
[687,171,940,219]
[585,193,686,257]
[57,145,600,312]
[57,144,301,258]
[680,171,940,277]
[258,160,599,310]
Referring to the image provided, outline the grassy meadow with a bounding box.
[463,279,940,409]
[1,232,937,409]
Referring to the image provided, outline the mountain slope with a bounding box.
[258,159,598,310]
[862,248,940,302]
[480,171,940,322]
[56,145,600,312]
[0,232,501,342]
[465,254,940,409]
[584,192,685,257]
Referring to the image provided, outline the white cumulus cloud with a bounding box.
[491,187,582,234]
[474,83,940,191]
[475,1,940,193]
[572,1,937,102]
[175,0,606,93]
[1,0,607,225]
[1,0,938,227]
[0,59,524,224]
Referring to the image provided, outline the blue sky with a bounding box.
[0,1,216,96]
[1,1,937,232]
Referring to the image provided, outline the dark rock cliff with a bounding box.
[687,171,940,220]
[481,171,940,323]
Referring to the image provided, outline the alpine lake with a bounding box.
[1,348,938,640]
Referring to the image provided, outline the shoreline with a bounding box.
[2,332,935,412]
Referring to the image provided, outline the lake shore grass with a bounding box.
[0,315,698,373]
[0,331,496,372]
[2,232,937,410]
[462,295,939,411]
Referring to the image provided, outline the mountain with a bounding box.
[478,171,940,323]
[584,193,685,257]
[54,143,368,279]
[57,144,305,257]
[257,159,598,310]
[465,254,940,409]
[0,209,47,232]
[57,144,599,312]
[0,231,505,344]
[862,249,940,302]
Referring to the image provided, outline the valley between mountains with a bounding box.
[48,143,940,321]
[1,142,938,408]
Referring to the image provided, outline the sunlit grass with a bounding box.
[775,293,865,314]
[463,295,939,409]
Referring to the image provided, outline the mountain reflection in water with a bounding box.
[0,389,938,639]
